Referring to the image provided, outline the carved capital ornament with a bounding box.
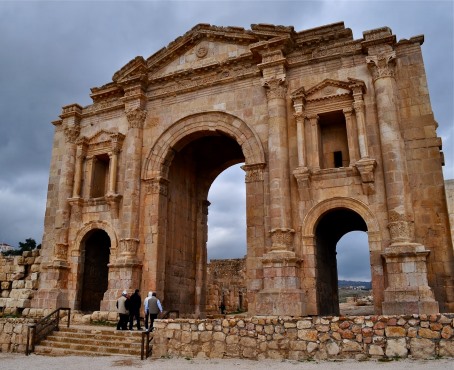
[126,108,147,129]
[366,51,396,81]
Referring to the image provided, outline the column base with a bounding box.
[382,286,439,315]
[257,250,304,316]
[256,289,305,316]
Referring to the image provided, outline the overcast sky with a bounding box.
[0,1,452,281]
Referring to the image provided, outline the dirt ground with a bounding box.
[0,353,452,370]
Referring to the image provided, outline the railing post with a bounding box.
[141,332,145,360]
[146,332,150,359]
[67,308,71,328]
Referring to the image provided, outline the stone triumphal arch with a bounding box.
[33,22,454,316]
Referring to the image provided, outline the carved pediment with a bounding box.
[305,79,353,101]
[112,56,147,83]
[145,24,258,77]
[88,130,119,145]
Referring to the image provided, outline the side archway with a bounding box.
[73,221,118,311]
[301,197,383,315]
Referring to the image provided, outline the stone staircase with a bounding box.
[34,325,145,357]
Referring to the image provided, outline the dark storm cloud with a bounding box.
[0,1,452,280]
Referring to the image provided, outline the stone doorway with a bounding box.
[315,208,368,315]
[164,133,245,317]
[80,229,110,312]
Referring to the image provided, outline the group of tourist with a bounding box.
[116,289,163,332]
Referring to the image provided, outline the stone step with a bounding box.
[42,335,142,350]
[33,325,149,357]
[50,329,143,343]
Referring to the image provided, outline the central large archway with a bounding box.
[142,112,266,317]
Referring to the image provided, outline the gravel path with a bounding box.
[0,353,452,370]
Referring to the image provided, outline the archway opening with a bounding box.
[337,231,373,315]
[315,208,367,315]
[80,229,110,312]
[206,164,247,315]
[164,132,245,317]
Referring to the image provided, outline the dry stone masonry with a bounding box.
[152,314,454,360]
[29,21,454,317]
[0,250,40,315]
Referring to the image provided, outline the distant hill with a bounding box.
[338,280,371,290]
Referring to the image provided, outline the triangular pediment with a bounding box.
[146,25,260,80]
[305,79,352,100]
[88,130,119,145]
[112,56,147,83]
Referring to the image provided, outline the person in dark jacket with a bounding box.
[128,289,142,330]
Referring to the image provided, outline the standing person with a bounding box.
[146,292,163,332]
[116,290,129,330]
[143,291,153,331]
[128,289,142,330]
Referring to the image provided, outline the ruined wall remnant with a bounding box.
[206,259,247,315]
[0,250,40,315]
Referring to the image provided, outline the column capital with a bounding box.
[144,177,169,196]
[241,163,266,183]
[63,125,80,144]
[262,77,287,100]
[306,114,319,123]
[366,51,396,81]
[343,107,354,116]
[270,228,295,252]
[110,132,126,153]
[126,108,147,129]
[353,100,365,113]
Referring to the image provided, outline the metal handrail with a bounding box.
[25,307,71,355]
[140,310,179,360]
[141,330,153,360]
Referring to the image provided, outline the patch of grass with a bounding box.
[91,320,116,327]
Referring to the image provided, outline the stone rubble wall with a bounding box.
[152,314,454,360]
[0,250,41,315]
[0,318,35,352]
[206,259,247,315]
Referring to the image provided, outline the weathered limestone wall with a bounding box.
[0,318,34,352]
[446,180,454,247]
[206,259,247,315]
[152,314,454,360]
[0,250,40,315]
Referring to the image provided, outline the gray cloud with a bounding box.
[0,1,452,282]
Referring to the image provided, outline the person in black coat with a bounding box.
[128,289,142,330]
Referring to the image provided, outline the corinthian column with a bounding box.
[262,77,295,252]
[253,43,304,316]
[33,104,82,310]
[118,107,146,264]
[367,47,438,314]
